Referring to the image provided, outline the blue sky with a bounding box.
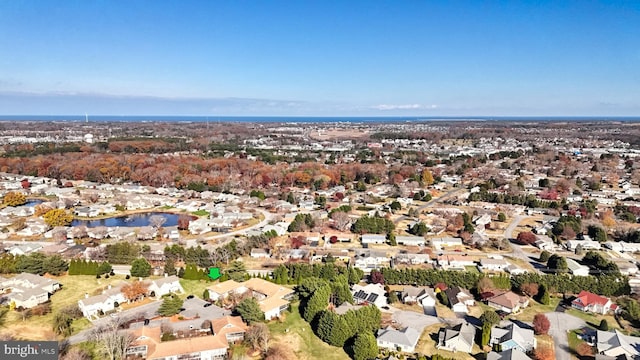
[1,1,639,116]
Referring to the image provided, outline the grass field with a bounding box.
[180,278,215,299]
[565,309,620,330]
[510,297,560,322]
[267,303,350,360]
[0,274,124,340]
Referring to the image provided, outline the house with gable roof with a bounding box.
[486,290,529,314]
[486,349,534,360]
[437,322,476,353]
[596,329,640,359]
[376,326,421,353]
[572,290,616,315]
[148,275,184,298]
[490,323,537,353]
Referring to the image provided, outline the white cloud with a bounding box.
[371,104,437,111]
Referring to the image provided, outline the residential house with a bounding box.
[126,316,247,360]
[250,248,271,259]
[352,250,390,272]
[361,234,387,246]
[486,291,529,314]
[148,275,184,298]
[486,349,534,360]
[437,255,475,270]
[206,278,294,320]
[479,258,511,272]
[74,206,99,217]
[566,258,590,276]
[395,253,432,265]
[437,322,476,353]
[596,329,640,359]
[0,273,59,309]
[376,326,421,353]
[566,240,602,251]
[401,286,436,307]
[352,283,387,308]
[431,237,463,249]
[7,243,42,256]
[534,235,555,251]
[396,235,426,246]
[572,290,616,315]
[445,286,475,314]
[78,283,127,319]
[490,323,536,353]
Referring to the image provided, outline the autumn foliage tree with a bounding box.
[43,209,74,227]
[3,191,26,206]
[533,313,550,335]
[533,343,555,360]
[520,283,539,298]
[121,282,149,302]
[576,342,594,357]
[516,231,537,245]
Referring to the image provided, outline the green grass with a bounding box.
[180,279,214,299]
[568,330,582,351]
[510,297,560,322]
[267,303,349,360]
[565,309,620,330]
[1,274,124,339]
[191,210,210,217]
[464,266,480,273]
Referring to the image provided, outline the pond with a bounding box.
[71,212,184,228]
[25,199,44,207]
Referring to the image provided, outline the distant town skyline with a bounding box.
[1,1,639,116]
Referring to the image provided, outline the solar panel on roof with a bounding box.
[355,290,367,299]
[367,293,379,303]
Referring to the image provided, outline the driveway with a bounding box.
[392,310,442,333]
[545,312,587,360]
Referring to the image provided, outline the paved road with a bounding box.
[394,188,466,224]
[504,214,526,240]
[545,312,587,360]
[205,208,273,242]
[392,310,442,333]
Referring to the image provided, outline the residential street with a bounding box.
[545,312,587,360]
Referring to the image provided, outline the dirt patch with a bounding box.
[1,325,56,341]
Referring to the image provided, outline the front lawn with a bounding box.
[267,303,350,360]
[510,297,560,322]
[180,278,215,299]
[566,309,621,330]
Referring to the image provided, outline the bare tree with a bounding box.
[244,323,270,354]
[149,215,167,229]
[330,211,351,232]
[90,318,134,360]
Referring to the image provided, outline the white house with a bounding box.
[353,250,390,272]
[352,283,387,309]
[148,275,184,298]
[78,284,127,319]
[250,248,271,259]
[479,258,510,272]
[377,326,421,353]
[396,235,426,246]
[566,240,601,251]
[361,234,387,245]
[566,258,590,276]
[431,237,463,248]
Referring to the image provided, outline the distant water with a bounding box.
[1,115,639,123]
[71,212,180,228]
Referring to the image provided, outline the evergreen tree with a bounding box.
[158,294,183,317]
[235,298,264,324]
[130,258,152,278]
[163,258,177,276]
[351,332,378,360]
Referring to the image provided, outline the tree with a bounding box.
[408,222,429,236]
[421,169,434,186]
[480,310,501,327]
[163,258,177,276]
[575,244,584,256]
[477,277,495,294]
[331,211,351,232]
[43,209,74,227]
[121,282,149,302]
[516,231,537,245]
[547,254,568,273]
[53,312,74,336]
[481,322,492,347]
[90,318,134,360]
[177,214,191,230]
[149,214,166,229]
[130,258,152,278]
[3,191,26,206]
[226,261,247,282]
[387,232,397,246]
[537,284,550,305]
[351,332,378,360]
[533,313,550,335]
[599,319,609,331]
[0,308,8,328]
[576,342,594,357]
[498,212,507,222]
[533,343,555,360]
[370,270,384,285]
[520,283,539,297]
[158,294,183,317]
[245,323,270,354]
[539,250,551,262]
[236,298,265,324]
[388,291,398,304]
